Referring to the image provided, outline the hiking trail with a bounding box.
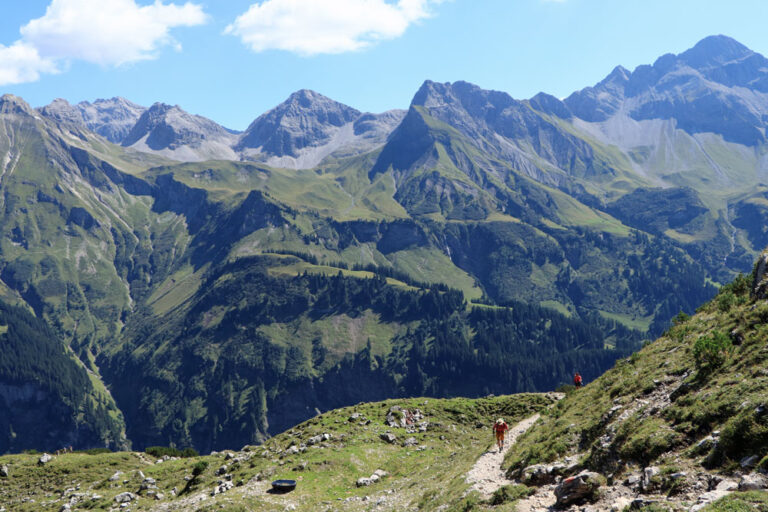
[465,413,541,498]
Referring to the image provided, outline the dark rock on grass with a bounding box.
[554,471,602,507]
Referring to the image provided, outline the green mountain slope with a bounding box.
[101,255,641,451]
[0,91,723,455]
[0,300,126,453]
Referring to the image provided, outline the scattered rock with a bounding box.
[522,463,567,486]
[630,498,658,510]
[380,433,397,444]
[0,465,8,478]
[610,497,632,511]
[716,479,738,492]
[108,471,122,482]
[403,437,418,447]
[38,453,53,465]
[641,466,659,491]
[349,412,362,422]
[285,445,300,455]
[114,492,136,503]
[739,473,768,491]
[307,435,323,446]
[216,464,228,476]
[356,477,372,487]
[370,474,380,483]
[59,505,71,512]
[554,471,601,506]
[373,469,388,478]
[211,480,234,496]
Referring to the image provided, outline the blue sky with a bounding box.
[1,0,767,130]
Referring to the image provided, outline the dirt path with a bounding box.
[465,413,541,498]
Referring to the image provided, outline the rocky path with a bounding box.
[465,413,541,498]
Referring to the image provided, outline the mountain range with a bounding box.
[1,34,767,454]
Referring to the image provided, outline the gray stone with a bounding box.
[403,437,418,447]
[716,479,738,492]
[114,492,135,503]
[109,471,122,481]
[0,465,8,478]
[641,466,659,491]
[554,471,601,506]
[307,435,323,446]
[285,445,300,455]
[59,505,71,512]
[380,433,397,444]
[740,455,760,469]
[38,453,53,465]
[739,473,768,491]
[369,473,380,483]
[356,477,372,487]
[373,469,388,478]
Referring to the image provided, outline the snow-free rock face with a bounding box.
[122,103,238,161]
[39,97,146,143]
[237,89,405,168]
[566,35,768,145]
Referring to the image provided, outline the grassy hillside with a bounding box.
[0,393,555,512]
[499,266,768,510]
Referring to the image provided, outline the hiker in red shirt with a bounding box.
[493,418,509,452]
[574,372,583,388]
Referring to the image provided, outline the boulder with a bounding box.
[373,469,388,478]
[641,466,659,491]
[522,463,567,486]
[739,473,768,491]
[307,435,323,446]
[114,492,135,503]
[380,433,397,444]
[369,474,380,483]
[38,453,53,465]
[108,471,122,482]
[356,477,372,487]
[403,437,418,447]
[554,471,601,506]
[0,465,8,478]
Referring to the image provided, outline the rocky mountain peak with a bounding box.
[122,102,234,155]
[0,94,35,117]
[236,90,363,159]
[679,34,755,69]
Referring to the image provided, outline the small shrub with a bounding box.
[719,273,751,297]
[192,460,209,477]
[79,448,111,455]
[716,292,736,312]
[672,311,690,326]
[181,447,199,458]
[693,331,732,370]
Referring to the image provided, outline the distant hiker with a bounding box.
[493,418,509,452]
[573,372,583,388]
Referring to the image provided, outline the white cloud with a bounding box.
[0,0,207,86]
[0,42,58,86]
[21,0,207,66]
[226,0,441,56]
